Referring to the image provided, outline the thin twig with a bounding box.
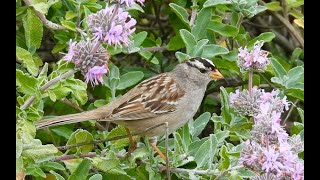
[248,71,253,96]
[54,152,97,161]
[283,100,299,124]
[61,98,84,112]
[258,72,276,89]
[142,47,167,52]
[164,122,170,180]
[23,0,66,30]
[21,70,76,110]
[189,0,198,27]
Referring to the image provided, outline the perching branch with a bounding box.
[57,122,167,151]
[54,152,97,161]
[21,70,76,110]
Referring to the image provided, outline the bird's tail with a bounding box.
[36,111,102,129]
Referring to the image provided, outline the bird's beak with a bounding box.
[211,70,224,79]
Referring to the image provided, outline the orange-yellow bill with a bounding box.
[211,70,224,79]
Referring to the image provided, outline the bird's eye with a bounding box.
[199,69,206,73]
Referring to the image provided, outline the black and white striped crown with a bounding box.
[186,57,216,72]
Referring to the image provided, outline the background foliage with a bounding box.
[16,0,304,179]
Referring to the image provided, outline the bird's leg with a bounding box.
[125,128,137,153]
[149,137,167,161]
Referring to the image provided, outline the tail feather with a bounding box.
[36,111,101,129]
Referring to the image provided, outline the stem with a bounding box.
[165,122,170,180]
[248,71,253,96]
[23,0,66,30]
[54,152,97,161]
[283,100,299,124]
[21,70,76,110]
[190,0,198,27]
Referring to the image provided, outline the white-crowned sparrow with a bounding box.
[36,57,223,159]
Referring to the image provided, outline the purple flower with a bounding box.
[292,161,304,180]
[62,39,109,86]
[262,148,284,173]
[85,65,108,86]
[87,5,137,47]
[63,40,76,61]
[237,41,270,72]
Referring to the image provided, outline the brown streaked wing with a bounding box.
[107,73,185,121]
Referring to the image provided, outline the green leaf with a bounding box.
[215,130,230,146]
[179,29,197,54]
[117,71,144,90]
[207,21,238,37]
[89,174,102,180]
[247,32,276,48]
[270,57,287,78]
[201,44,229,58]
[219,145,230,170]
[286,66,304,88]
[26,166,46,178]
[106,125,132,149]
[68,159,91,180]
[22,139,58,163]
[138,51,159,64]
[191,8,212,40]
[128,3,145,12]
[133,31,148,47]
[192,112,211,138]
[187,138,208,156]
[265,1,282,11]
[65,11,77,20]
[66,129,94,153]
[16,47,39,76]
[169,3,190,28]
[30,2,50,14]
[23,8,43,49]
[291,122,304,135]
[220,87,232,123]
[175,51,191,63]
[16,120,36,144]
[238,169,257,178]
[83,3,102,11]
[194,134,218,168]
[189,39,209,57]
[48,86,72,102]
[51,126,73,140]
[64,78,88,105]
[16,137,23,158]
[92,157,127,175]
[43,161,66,171]
[167,35,185,51]
[297,107,304,124]
[203,0,231,8]
[286,88,304,101]
[16,69,38,95]
[50,170,66,180]
[61,20,76,31]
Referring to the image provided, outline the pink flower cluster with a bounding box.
[87,5,137,47]
[63,40,109,86]
[238,41,270,72]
